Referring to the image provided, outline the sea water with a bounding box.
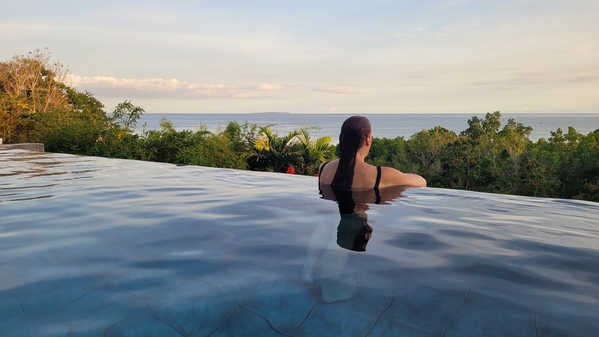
[1,149,598,336]
[136,113,599,142]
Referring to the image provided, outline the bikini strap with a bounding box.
[318,161,330,185]
[374,166,381,204]
[374,166,381,190]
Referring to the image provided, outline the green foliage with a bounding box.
[0,49,70,142]
[296,127,336,175]
[131,120,245,169]
[136,119,204,163]
[367,137,410,169]
[34,108,104,154]
[407,126,458,176]
[3,51,598,202]
[249,126,302,172]
[111,100,144,131]
[61,84,105,115]
[223,121,260,155]
[364,111,598,201]
[245,125,336,175]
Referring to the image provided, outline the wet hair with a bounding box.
[331,116,371,189]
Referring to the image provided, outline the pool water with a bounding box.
[1,149,598,336]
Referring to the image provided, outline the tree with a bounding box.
[249,125,302,172]
[222,121,260,155]
[0,49,70,142]
[407,126,458,171]
[295,127,336,175]
[367,136,410,169]
[111,100,144,131]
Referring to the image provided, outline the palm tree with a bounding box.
[296,127,336,175]
[250,125,302,172]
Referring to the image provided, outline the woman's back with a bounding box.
[320,160,379,189]
[319,116,426,189]
[319,159,426,189]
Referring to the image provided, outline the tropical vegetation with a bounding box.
[1,50,598,202]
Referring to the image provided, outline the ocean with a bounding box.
[136,113,599,142]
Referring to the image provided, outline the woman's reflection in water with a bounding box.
[303,184,405,303]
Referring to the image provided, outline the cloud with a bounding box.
[314,86,358,94]
[562,74,599,83]
[67,75,286,99]
[256,83,282,91]
[255,83,301,91]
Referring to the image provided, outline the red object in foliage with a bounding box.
[286,166,296,174]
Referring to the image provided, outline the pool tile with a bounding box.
[294,300,378,337]
[107,268,188,304]
[367,317,432,337]
[237,242,308,271]
[242,271,319,334]
[0,315,71,337]
[104,308,183,337]
[341,284,396,317]
[535,300,599,337]
[0,288,26,329]
[442,289,535,337]
[200,259,271,301]
[149,279,239,336]
[211,307,286,336]
[380,282,468,335]
[42,287,146,334]
[7,270,106,314]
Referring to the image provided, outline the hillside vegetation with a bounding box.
[2,51,598,201]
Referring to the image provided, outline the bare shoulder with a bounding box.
[380,166,427,188]
[319,159,338,171]
[318,159,339,185]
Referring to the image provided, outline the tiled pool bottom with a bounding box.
[1,150,598,337]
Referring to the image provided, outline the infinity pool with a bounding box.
[1,149,598,336]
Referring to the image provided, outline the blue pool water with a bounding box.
[1,149,598,336]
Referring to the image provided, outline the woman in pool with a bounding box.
[318,115,427,189]
[307,116,425,302]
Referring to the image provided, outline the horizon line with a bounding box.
[137,111,599,115]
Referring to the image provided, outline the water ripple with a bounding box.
[1,149,598,336]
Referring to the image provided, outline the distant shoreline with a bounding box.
[251,112,291,115]
[135,113,599,143]
[140,112,599,115]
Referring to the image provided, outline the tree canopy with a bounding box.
[2,51,597,202]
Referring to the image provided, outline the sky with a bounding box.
[1,0,598,113]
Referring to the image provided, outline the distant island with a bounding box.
[251,112,291,114]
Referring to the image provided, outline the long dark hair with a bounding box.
[331,116,371,189]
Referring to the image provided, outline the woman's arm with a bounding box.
[381,167,427,188]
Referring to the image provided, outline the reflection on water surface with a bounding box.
[1,149,598,336]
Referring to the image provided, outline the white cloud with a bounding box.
[67,75,285,99]
[3,0,598,113]
[314,86,358,94]
[256,83,282,91]
[255,83,301,91]
[67,75,305,100]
